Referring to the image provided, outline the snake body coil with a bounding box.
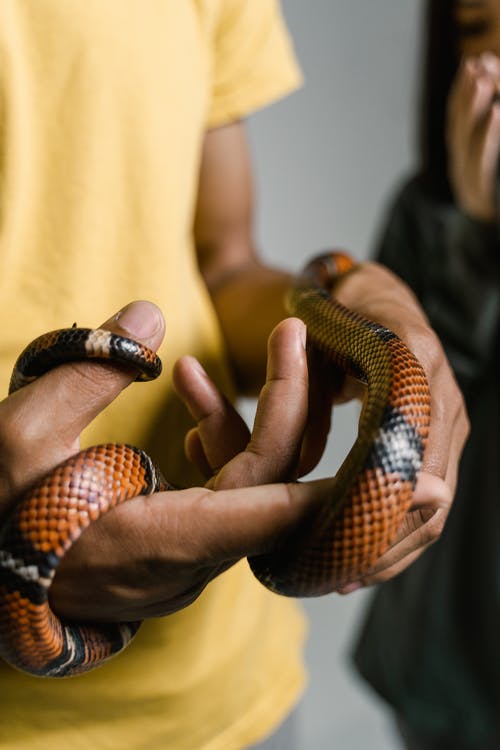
[250,254,430,595]
[0,253,430,676]
[0,329,168,676]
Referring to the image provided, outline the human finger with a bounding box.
[0,301,165,500]
[297,347,336,477]
[184,427,213,479]
[449,56,497,152]
[331,262,469,521]
[51,477,326,621]
[336,472,451,592]
[215,318,308,489]
[413,328,469,486]
[172,355,250,475]
[469,101,500,218]
[447,56,500,218]
[174,319,308,489]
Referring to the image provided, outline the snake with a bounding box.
[0,252,430,677]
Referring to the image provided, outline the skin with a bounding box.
[0,123,468,620]
[449,1,500,220]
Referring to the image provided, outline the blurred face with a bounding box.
[455,0,500,57]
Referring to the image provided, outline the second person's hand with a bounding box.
[447,52,500,222]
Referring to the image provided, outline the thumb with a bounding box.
[5,301,165,463]
[190,478,328,561]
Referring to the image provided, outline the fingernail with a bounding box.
[114,301,162,340]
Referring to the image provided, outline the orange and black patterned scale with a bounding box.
[0,330,168,677]
[249,252,431,596]
[9,327,162,393]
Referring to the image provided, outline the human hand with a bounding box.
[49,316,326,620]
[173,318,309,490]
[330,261,469,591]
[176,258,469,593]
[447,52,500,222]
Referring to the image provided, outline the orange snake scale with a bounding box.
[0,252,430,677]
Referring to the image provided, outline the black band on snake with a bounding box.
[0,252,430,677]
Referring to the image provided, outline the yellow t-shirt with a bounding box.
[0,2,307,749]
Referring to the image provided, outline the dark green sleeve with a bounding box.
[373,178,500,389]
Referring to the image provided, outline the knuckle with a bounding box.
[64,360,127,399]
[418,509,446,546]
[413,326,443,374]
[0,415,13,454]
[0,393,38,453]
[0,410,42,507]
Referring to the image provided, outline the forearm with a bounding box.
[208,252,432,394]
[209,254,431,397]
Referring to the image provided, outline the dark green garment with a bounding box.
[353,176,500,746]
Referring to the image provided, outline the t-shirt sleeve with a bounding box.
[206,0,303,127]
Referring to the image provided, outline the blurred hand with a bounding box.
[447,52,500,222]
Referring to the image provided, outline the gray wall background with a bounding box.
[245,2,425,748]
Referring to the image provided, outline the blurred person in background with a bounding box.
[354,1,500,748]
